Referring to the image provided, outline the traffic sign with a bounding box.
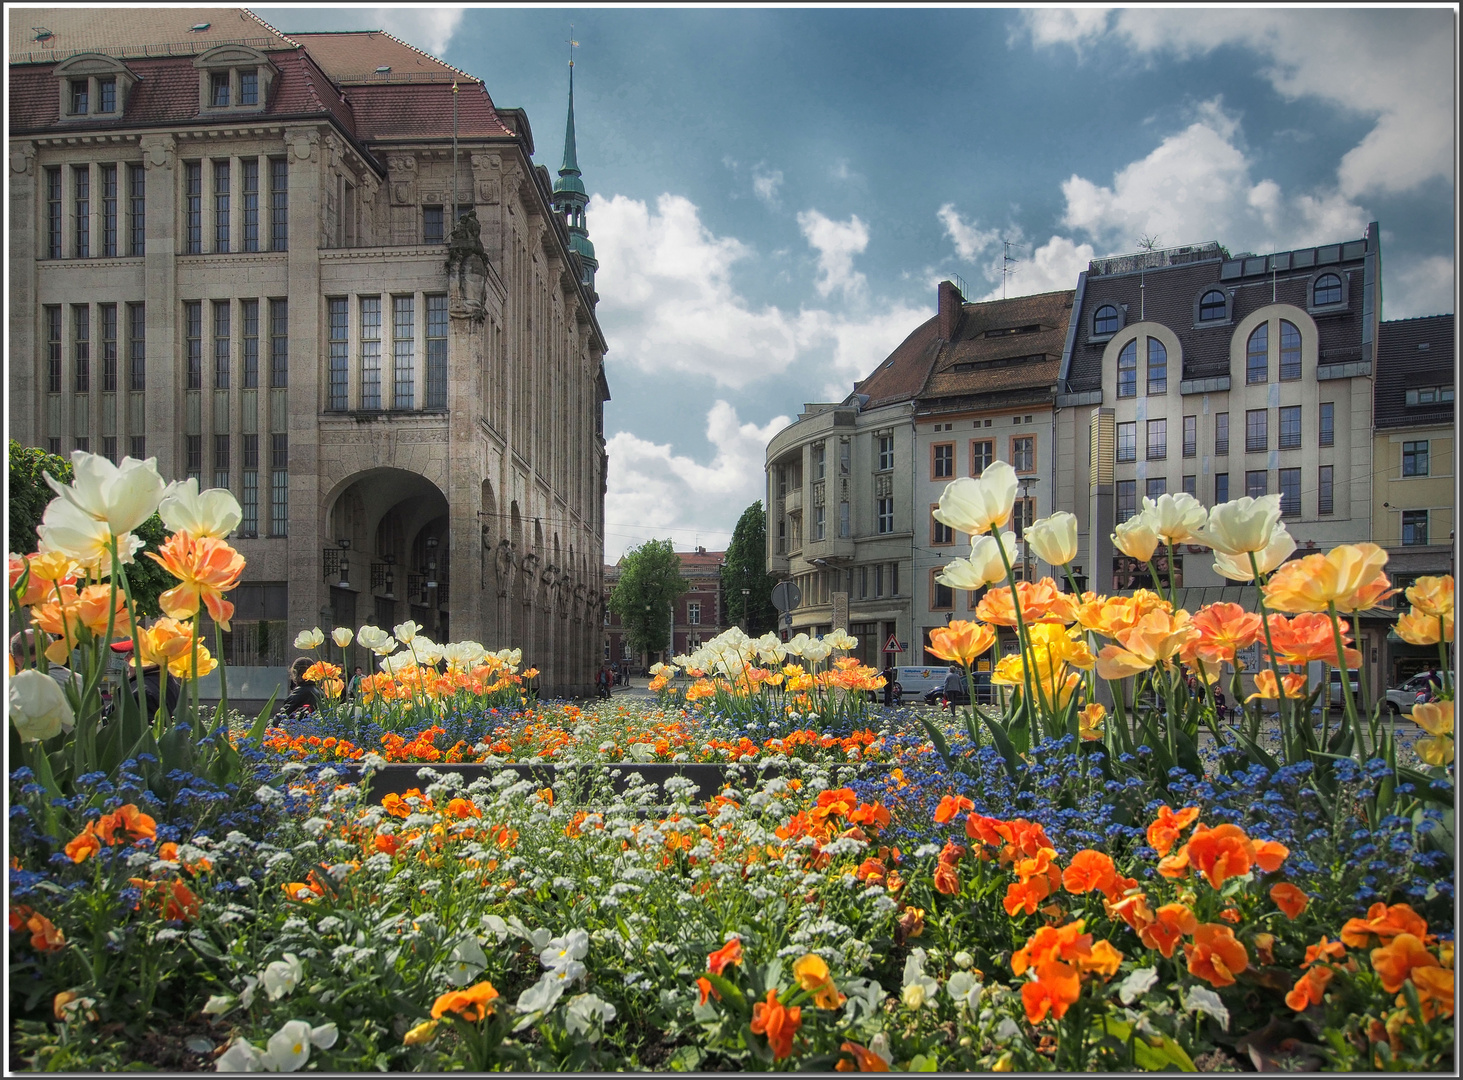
[771,580,801,612]
[884,635,904,653]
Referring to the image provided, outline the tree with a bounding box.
[608,539,688,661]
[8,440,171,618]
[722,501,779,635]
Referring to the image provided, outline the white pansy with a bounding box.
[901,948,939,1010]
[308,1023,338,1050]
[260,954,304,1000]
[293,628,324,651]
[946,971,982,1011]
[9,669,76,742]
[564,993,616,1040]
[517,972,568,1014]
[540,928,590,970]
[214,1038,266,1072]
[1183,984,1230,1031]
[202,993,237,1017]
[158,477,243,538]
[1117,966,1159,1005]
[262,1021,312,1072]
[445,936,489,986]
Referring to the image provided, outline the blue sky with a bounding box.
[257,5,1457,560]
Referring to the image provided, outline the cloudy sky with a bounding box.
[257,5,1458,560]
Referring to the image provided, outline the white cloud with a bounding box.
[937,203,1000,262]
[603,402,791,561]
[751,165,784,207]
[972,234,1096,302]
[803,302,935,398]
[1021,8,1454,198]
[1385,256,1456,321]
[797,210,870,299]
[1058,98,1368,256]
[371,8,463,57]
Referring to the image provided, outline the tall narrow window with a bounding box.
[185,162,202,254]
[103,436,117,463]
[1245,409,1268,452]
[127,302,145,390]
[1182,475,1197,497]
[812,444,826,481]
[213,160,230,252]
[423,206,444,244]
[876,497,893,534]
[1116,479,1137,523]
[814,505,826,541]
[98,77,116,113]
[1146,476,1167,499]
[212,301,230,389]
[392,296,414,409]
[73,166,90,258]
[46,306,62,392]
[970,439,993,475]
[932,443,953,479]
[269,159,288,251]
[1319,402,1334,447]
[1182,415,1197,457]
[186,434,202,483]
[1402,441,1430,477]
[1402,510,1428,546]
[213,434,230,490]
[73,305,90,392]
[1278,405,1301,449]
[99,303,117,392]
[270,433,289,536]
[327,298,349,410]
[1146,418,1167,460]
[239,69,258,106]
[1012,436,1034,472]
[240,299,259,388]
[1116,339,1137,397]
[1214,472,1229,504]
[241,158,259,251]
[1278,319,1301,380]
[1214,412,1229,455]
[127,163,145,255]
[46,167,62,259]
[359,297,381,409]
[241,434,259,535]
[932,509,953,545]
[1317,465,1334,515]
[268,300,288,387]
[1245,470,1267,498]
[1246,323,1268,383]
[425,294,448,409]
[100,164,117,256]
[210,72,230,107]
[69,79,88,115]
[129,436,145,459]
[1147,338,1167,395]
[75,437,90,453]
[1116,421,1136,463]
[878,434,894,471]
[184,300,203,389]
[1279,467,1301,517]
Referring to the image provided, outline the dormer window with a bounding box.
[210,72,230,107]
[194,45,276,115]
[55,54,136,120]
[1198,290,1227,321]
[239,70,258,106]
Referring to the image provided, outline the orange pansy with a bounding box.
[1370,933,1440,994]
[1145,804,1200,857]
[707,938,744,975]
[1139,902,1198,959]
[749,988,801,1061]
[1270,882,1309,919]
[1184,923,1249,987]
[1021,960,1082,1024]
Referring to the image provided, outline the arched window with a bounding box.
[1198,290,1227,321]
[1147,338,1167,395]
[1116,340,1137,397]
[1246,324,1269,384]
[1094,305,1119,335]
[1279,320,1301,380]
[1313,273,1342,306]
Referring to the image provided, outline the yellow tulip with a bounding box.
[1263,543,1394,614]
[1406,576,1454,620]
[1396,609,1452,646]
[1412,700,1453,737]
[1416,735,1454,767]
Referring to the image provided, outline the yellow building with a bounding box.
[1373,314,1455,684]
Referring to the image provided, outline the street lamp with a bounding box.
[336,537,351,589]
[1016,476,1039,582]
[741,587,751,632]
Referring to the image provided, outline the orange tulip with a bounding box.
[976,579,1079,627]
[1075,589,1171,638]
[749,988,801,1061]
[147,531,246,629]
[1182,602,1262,667]
[1139,903,1198,958]
[707,938,744,975]
[1266,611,1361,667]
[1270,883,1309,919]
[926,620,997,666]
[1145,805,1200,857]
[1263,543,1395,614]
[1021,961,1081,1024]
[1246,669,1309,702]
[1095,610,1198,679]
[1184,924,1249,987]
[1370,933,1440,994]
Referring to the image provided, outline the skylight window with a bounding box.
[191,23,211,32]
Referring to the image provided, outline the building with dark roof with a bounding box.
[9,8,609,696]
[1372,313,1455,683]
[764,280,1074,668]
[602,548,729,671]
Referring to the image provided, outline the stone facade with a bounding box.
[8,10,609,696]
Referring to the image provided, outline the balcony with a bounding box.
[783,487,803,513]
[803,536,855,563]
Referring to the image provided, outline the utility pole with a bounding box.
[1136,234,1160,320]
[1001,238,1019,300]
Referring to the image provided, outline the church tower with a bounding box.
[551,52,598,295]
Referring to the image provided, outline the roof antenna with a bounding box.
[1135,233,1160,320]
[1001,238,1019,300]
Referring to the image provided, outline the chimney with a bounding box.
[937,280,963,341]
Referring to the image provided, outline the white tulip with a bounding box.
[1213,524,1297,581]
[393,620,421,644]
[331,627,353,648]
[1024,511,1079,566]
[1141,492,1209,546]
[356,626,397,656]
[44,451,170,535]
[157,478,242,539]
[293,628,324,651]
[9,669,76,742]
[36,497,143,574]
[1112,516,1161,562]
[932,460,1019,537]
[1199,494,1283,556]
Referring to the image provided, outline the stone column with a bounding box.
[9,142,38,446]
[139,134,177,477]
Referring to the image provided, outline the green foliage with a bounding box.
[608,539,688,659]
[7,439,170,617]
[721,501,779,635]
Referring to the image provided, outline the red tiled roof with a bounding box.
[853,319,942,410]
[10,8,297,65]
[286,29,473,85]
[344,82,515,140]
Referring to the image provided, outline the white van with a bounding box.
[888,665,951,703]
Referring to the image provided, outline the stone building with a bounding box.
[8,8,609,697]
[763,281,1073,670]
[1372,314,1454,683]
[1053,226,1388,691]
[602,547,728,670]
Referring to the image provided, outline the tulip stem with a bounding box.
[1194,658,1224,744]
[1251,550,1296,761]
[1438,632,1452,698]
[1325,601,1364,761]
[992,526,1046,734]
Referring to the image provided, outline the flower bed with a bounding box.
[8,452,1455,1071]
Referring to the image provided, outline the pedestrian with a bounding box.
[347,665,365,700]
[103,639,181,721]
[942,666,963,717]
[596,662,613,700]
[882,666,895,707]
[9,630,83,694]
[277,656,322,720]
[1214,687,1227,722]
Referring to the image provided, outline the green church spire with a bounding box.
[551,35,596,292]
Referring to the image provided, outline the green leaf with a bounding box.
[907,1053,939,1072]
[1093,1016,1196,1072]
[915,712,953,767]
[703,972,748,1015]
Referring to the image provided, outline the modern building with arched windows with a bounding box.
[1053,226,1388,690]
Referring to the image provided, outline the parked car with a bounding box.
[1305,663,1360,708]
[925,683,970,708]
[1385,672,1437,718]
[888,665,952,704]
